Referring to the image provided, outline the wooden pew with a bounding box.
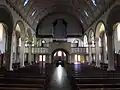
[72,77,120,90]
[0,83,44,88]
[0,63,48,90]
[76,84,120,89]
[4,77,46,85]
[0,87,44,90]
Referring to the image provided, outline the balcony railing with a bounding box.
[25,47,49,54]
[24,46,99,54]
[71,47,86,53]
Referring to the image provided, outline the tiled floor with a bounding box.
[48,65,72,90]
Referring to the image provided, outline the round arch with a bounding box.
[95,21,108,66]
[15,20,25,39]
[0,5,14,70]
[73,39,79,47]
[14,20,26,67]
[51,48,69,63]
[106,6,120,70]
[113,22,120,67]
[95,22,106,50]
[95,21,106,37]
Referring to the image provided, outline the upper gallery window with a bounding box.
[31,10,36,16]
[84,10,89,17]
[80,19,83,23]
[84,35,88,47]
[91,0,96,6]
[24,0,29,6]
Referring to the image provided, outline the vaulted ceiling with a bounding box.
[7,0,115,32]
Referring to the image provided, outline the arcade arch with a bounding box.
[0,23,7,68]
[0,6,14,71]
[113,23,120,67]
[52,49,69,63]
[95,22,107,67]
[15,21,26,67]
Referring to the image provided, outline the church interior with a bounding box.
[0,0,120,90]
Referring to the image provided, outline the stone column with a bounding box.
[103,35,107,63]
[10,51,13,71]
[95,37,100,67]
[6,35,12,71]
[28,44,32,65]
[20,40,25,67]
[88,43,92,64]
[49,54,51,63]
[107,32,115,71]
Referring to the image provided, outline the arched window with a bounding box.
[90,31,95,47]
[24,0,29,7]
[0,23,4,41]
[91,0,96,6]
[84,35,88,47]
[54,52,57,56]
[74,40,79,47]
[43,55,46,61]
[63,52,66,57]
[84,10,89,17]
[79,39,84,47]
[58,51,62,56]
[41,40,46,47]
[99,23,105,34]
[16,24,21,33]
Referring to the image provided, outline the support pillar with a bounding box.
[28,45,32,65]
[6,35,12,71]
[95,38,100,67]
[107,33,115,71]
[88,44,92,64]
[20,40,25,67]
[49,54,51,63]
[10,52,13,71]
[103,35,107,63]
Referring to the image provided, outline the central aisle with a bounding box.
[48,65,72,90]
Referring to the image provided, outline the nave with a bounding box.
[0,62,120,90]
